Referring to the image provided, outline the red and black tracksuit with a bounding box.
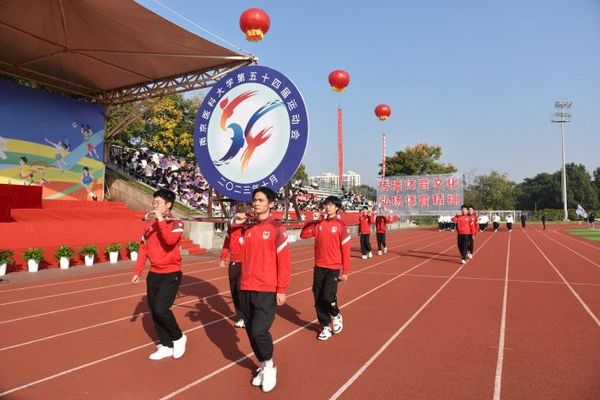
[239,216,291,362]
[452,214,472,260]
[375,215,388,251]
[468,214,479,254]
[358,214,372,255]
[300,215,351,326]
[220,224,245,321]
[134,217,185,348]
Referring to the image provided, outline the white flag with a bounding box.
[575,204,587,218]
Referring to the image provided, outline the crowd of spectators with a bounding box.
[109,145,374,213]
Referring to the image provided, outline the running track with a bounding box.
[0,226,598,399]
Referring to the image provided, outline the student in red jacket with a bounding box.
[375,212,389,255]
[131,189,187,361]
[219,203,249,328]
[358,206,373,259]
[239,187,291,393]
[452,204,471,264]
[300,196,351,341]
[467,205,479,259]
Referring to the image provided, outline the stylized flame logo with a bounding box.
[215,91,284,174]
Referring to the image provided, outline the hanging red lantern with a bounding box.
[328,70,350,93]
[375,104,392,121]
[239,8,270,42]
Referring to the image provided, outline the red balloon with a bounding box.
[375,104,392,121]
[328,70,350,93]
[240,8,270,42]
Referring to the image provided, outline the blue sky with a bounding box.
[136,0,600,186]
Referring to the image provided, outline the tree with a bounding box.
[352,184,377,201]
[517,172,561,210]
[593,167,600,208]
[105,102,146,146]
[380,143,456,176]
[565,163,598,210]
[292,163,309,184]
[465,171,518,210]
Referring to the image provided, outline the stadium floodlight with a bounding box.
[551,101,572,221]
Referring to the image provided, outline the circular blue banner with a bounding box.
[194,65,309,202]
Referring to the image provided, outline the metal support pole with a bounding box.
[560,122,568,221]
[337,107,343,189]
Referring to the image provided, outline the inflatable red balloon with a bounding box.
[328,70,350,93]
[375,104,392,121]
[240,8,270,42]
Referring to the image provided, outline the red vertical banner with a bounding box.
[337,107,343,187]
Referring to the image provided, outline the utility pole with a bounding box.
[551,101,572,221]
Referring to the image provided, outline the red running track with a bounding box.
[0,226,597,399]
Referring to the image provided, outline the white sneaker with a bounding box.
[361,255,367,260]
[318,326,333,341]
[149,345,173,360]
[252,368,264,387]
[368,252,373,258]
[460,259,466,265]
[332,314,343,334]
[261,364,277,392]
[467,253,473,260]
[377,250,382,256]
[495,229,498,232]
[234,319,245,328]
[383,247,387,254]
[173,334,187,359]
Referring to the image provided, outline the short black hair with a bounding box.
[153,188,176,209]
[460,204,468,209]
[361,206,369,211]
[252,186,277,202]
[468,205,474,209]
[323,196,342,210]
[20,156,28,163]
[83,167,89,172]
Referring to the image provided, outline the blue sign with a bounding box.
[194,65,309,201]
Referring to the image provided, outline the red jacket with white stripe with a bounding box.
[134,219,184,276]
[239,216,291,294]
[452,214,472,235]
[300,215,351,274]
[220,224,244,263]
[358,214,372,234]
[375,215,388,233]
[469,214,480,235]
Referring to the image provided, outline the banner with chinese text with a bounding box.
[377,173,464,215]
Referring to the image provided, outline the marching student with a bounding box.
[452,205,471,264]
[541,214,547,230]
[505,214,514,232]
[467,205,479,259]
[239,187,291,393]
[438,215,444,231]
[375,212,389,255]
[520,213,527,228]
[492,213,501,232]
[219,203,250,328]
[358,206,373,259]
[478,213,489,232]
[131,189,187,361]
[300,196,351,341]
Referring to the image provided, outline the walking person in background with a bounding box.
[492,213,501,232]
[521,213,527,228]
[541,214,547,230]
[467,205,479,259]
[478,213,489,232]
[589,212,596,229]
[358,206,373,259]
[438,215,444,231]
[452,205,471,264]
[375,212,389,255]
[506,214,514,232]
[219,203,250,328]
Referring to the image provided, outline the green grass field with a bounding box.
[567,228,600,242]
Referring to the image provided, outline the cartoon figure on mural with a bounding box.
[0,136,8,160]
[80,124,99,159]
[44,138,70,172]
[81,166,97,200]
[18,156,48,185]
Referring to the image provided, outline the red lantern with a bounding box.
[328,70,350,93]
[375,104,392,121]
[240,8,270,42]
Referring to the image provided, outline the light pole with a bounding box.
[551,101,572,221]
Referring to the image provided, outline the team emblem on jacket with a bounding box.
[263,231,270,239]
[331,226,338,233]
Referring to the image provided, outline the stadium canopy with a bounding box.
[0,0,255,105]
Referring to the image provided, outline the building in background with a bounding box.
[310,170,361,189]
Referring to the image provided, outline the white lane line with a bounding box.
[0,235,454,398]
[539,230,600,269]
[0,235,433,352]
[327,232,497,400]
[524,230,600,328]
[493,233,511,400]
[550,229,600,250]
[160,241,461,400]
